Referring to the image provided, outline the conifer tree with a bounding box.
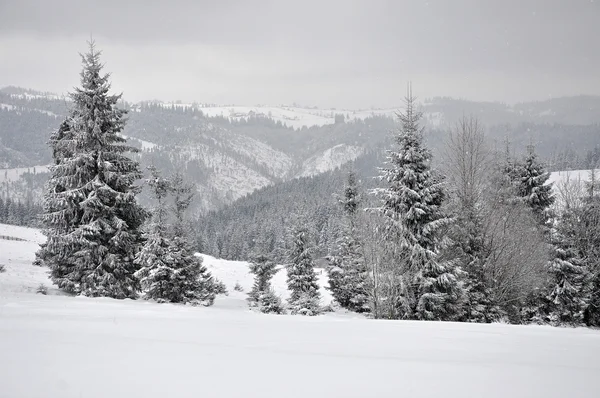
[513,144,555,224]
[135,170,218,305]
[286,223,321,315]
[37,42,146,298]
[373,85,463,320]
[134,167,174,302]
[327,171,370,313]
[247,252,283,314]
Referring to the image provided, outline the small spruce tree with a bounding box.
[327,171,370,313]
[513,144,555,224]
[286,224,321,315]
[135,169,218,305]
[247,252,283,314]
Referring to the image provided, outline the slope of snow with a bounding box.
[0,164,50,183]
[224,134,294,179]
[0,224,50,296]
[548,169,592,187]
[299,144,364,177]
[2,223,599,398]
[548,169,593,210]
[200,254,332,309]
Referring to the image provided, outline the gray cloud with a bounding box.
[0,0,598,108]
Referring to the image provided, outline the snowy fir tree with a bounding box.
[37,42,146,298]
[247,252,284,314]
[134,169,219,305]
[544,237,587,325]
[512,144,555,224]
[286,223,321,315]
[578,196,600,327]
[247,253,278,305]
[373,85,463,321]
[327,171,370,313]
[134,167,176,302]
[451,211,502,323]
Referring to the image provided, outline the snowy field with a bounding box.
[0,165,50,183]
[1,223,599,398]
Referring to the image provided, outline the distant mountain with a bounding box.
[1,86,600,212]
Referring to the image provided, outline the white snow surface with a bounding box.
[0,165,50,183]
[299,144,364,177]
[1,224,599,398]
[119,134,159,151]
[548,169,592,187]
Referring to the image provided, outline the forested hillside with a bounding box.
[2,86,600,214]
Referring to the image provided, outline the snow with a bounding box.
[299,144,364,177]
[1,223,599,398]
[548,169,592,187]
[0,164,50,183]
[119,134,159,151]
[153,103,401,129]
[548,169,593,210]
[199,254,333,308]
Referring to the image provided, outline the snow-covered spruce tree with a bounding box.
[134,167,175,302]
[247,252,284,314]
[164,172,218,306]
[247,253,278,305]
[373,85,463,321]
[543,222,588,325]
[34,120,73,268]
[327,171,370,313]
[578,196,600,327]
[512,144,555,224]
[286,223,321,315]
[37,42,146,298]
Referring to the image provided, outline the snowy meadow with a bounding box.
[1,223,599,398]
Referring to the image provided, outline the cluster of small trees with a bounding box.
[0,197,41,227]
[246,223,323,316]
[36,43,221,305]
[323,87,600,326]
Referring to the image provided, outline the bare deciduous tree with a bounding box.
[553,171,586,212]
[444,115,490,210]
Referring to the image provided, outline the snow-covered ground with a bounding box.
[0,164,50,183]
[1,223,599,398]
[299,144,364,177]
[548,169,592,187]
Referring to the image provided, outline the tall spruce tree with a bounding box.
[286,223,321,315]
[37,42,146,298]
[373,85,463,320]
[327,171,370,313]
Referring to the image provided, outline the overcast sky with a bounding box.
[0,0,598,108]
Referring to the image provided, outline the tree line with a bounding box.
[238,87,600,324]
